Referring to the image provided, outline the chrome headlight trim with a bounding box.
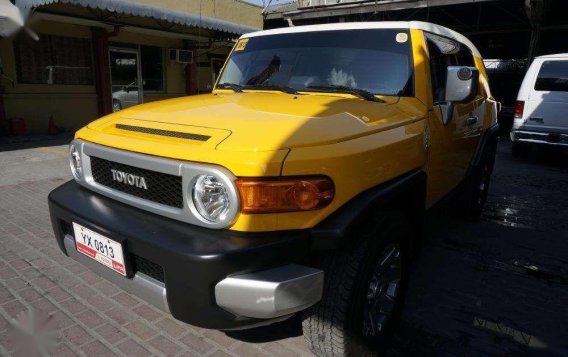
[69,143,83,180]
[188,171,239,227]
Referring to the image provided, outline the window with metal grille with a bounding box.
[14,34,94,85]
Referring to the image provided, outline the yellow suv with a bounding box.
[48,21,499,356]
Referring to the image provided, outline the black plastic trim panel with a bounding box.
[48,181,310,329]
[116,124,210,141]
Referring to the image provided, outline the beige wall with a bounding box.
[132,0,262,29]
[0,21,98,135]
[0,18,232,135]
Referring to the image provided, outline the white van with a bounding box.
[511,54,568,156]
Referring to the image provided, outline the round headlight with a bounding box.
[69,144,82,180]
[192,174,231,223]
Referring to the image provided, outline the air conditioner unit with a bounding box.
[168,49,193,64]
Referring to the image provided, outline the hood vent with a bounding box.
[116,124,210,142]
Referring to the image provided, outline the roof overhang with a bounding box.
[272,0,501,21]
[16,0,260,38]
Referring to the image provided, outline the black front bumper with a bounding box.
[48,181,312,329]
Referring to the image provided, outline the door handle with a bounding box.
[467,116,478,126]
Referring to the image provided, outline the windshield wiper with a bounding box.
[217,82,243,92]
[306,85,385,103]
[245,84,299,95]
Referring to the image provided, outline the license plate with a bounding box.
[72,223,126,276]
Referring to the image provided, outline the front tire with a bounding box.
[302,212,411,356]
[465,139,497,220]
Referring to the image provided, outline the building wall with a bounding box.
[0,18,233,135]
[0,21,98,135]
[132,0,263,29]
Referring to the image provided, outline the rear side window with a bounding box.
[535,60,568,92]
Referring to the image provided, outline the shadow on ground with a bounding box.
[0,133,73,152]
[226,316,303,343]
[228,140,568,356]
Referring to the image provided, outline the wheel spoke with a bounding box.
[362,244,402,338]
[386,280,398,299]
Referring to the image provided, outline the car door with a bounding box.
[525,59,568,133]
[424,34,484,207]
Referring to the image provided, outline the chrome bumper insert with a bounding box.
[512,130,568,146]
[63,235,169,312]
[215,264,324,319]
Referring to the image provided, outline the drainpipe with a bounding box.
[92,26,120,116]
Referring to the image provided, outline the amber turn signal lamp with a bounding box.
[236,177,334,214]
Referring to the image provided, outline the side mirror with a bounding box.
[444,66,479,103]
[123,86,129,93]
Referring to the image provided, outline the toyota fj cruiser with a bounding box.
[48,22,499,356]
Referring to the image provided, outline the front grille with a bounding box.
[90,156,183,208]
[133,255,165,283]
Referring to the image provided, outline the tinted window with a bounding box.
[535,60,568,92]
[455,46,475,67]
[219,30,413,96]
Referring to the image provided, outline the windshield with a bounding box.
[217,29,414,97]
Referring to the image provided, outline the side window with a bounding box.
[426,33,476,103]
[426,39,453,103]
[455,46,475,67]
[535,60,568,92]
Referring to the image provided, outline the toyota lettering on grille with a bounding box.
[110,169,148,190]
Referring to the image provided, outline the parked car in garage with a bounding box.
[112,81,139,112]
[511,54,568,156]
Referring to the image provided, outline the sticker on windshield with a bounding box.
[396,33,408,43]
[234,38,249,51]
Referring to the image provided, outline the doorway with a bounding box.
[109,48,143,112]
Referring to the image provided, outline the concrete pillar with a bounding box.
[185,61,198,95]
[525,0,546,62]
[92,27,120,116]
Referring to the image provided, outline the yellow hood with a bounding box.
[87,92,426,152]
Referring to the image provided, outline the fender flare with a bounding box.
[310,169,427,252]
[470,123,500,172]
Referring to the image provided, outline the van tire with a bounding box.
[302,211,411,357]
[512,141,529,158]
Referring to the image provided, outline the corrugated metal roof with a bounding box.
[16,0,260,35]
[263,1,298,15]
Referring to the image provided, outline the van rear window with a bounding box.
[535,60,568,92]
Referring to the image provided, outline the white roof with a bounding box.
[536,53,568,59]
[242,21,481,57]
